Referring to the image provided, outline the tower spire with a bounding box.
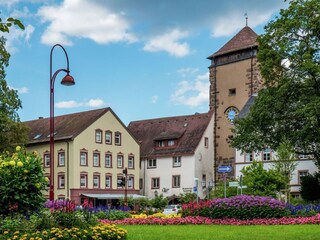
[244,12,248,26]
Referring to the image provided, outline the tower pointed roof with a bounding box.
[208,26,258,59]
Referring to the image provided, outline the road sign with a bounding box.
[193,186,198,192]
[229,181,238,187]
[217,166,232,173]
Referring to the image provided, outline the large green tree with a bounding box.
[230,0,320,167]
[0,17,28,153]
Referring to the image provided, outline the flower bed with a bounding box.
[0,224,127,240]
[182,195,289,219]
[100,214,320,225]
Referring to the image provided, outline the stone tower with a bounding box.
[207,26,263,181]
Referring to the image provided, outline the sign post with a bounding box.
[217,166,232,198]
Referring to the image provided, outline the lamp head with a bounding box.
[61,73,75,86]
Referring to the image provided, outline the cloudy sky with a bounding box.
[1,0,288,124]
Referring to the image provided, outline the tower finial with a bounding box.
[244,12,248,26]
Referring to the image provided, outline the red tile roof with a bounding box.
[24,108,110,144]
[127,112,213,158]
[208,26,258,59]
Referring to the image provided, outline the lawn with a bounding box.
[120,224,320,240]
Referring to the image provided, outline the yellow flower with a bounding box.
[16,146,21,152]
[45,177,49,182]
[17,161,23,167]
[9,160,16,166]
[35,183,41,188]
[24,170,29,173]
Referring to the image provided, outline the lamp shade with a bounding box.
[61,74,75,86]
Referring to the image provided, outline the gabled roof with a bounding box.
[24,108,111,145]
[208,26,258,59]
[237,94,257,119]
[127,112,213,158]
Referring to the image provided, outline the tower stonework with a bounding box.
[207,26,263,181]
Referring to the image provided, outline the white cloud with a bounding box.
[151,95,158,103]
[143,29,191,57]
[4,24,34,53]
[55,98,105,108]
[177,67,199,77]
[9,85,29,94]
[171,72,209,107]
[38,0,137,46]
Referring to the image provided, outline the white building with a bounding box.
[128,112,214,202]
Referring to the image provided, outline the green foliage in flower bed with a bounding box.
[95,210,132,220]
[182,195,290,220]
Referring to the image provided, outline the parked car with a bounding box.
[163,205,181,215]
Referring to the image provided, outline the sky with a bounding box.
[1,0,288,125]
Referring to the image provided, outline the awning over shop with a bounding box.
[80,193,146,200]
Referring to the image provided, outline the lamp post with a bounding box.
[49,44,75,201]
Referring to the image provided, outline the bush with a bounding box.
[103,210,131,220]
[182,195,290,220]
[0,147,48,215]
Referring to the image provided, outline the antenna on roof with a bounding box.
[244,12,248,26]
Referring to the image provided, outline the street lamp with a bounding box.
[49,44,75,201]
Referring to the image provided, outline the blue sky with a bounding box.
[1,0,288,125]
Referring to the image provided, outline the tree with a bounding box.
[241,161,285,198]
[230,0,320,168]
[300,173,320,202]
[272,140,298,202]
[0,18,28,153]
[0,146,48,215]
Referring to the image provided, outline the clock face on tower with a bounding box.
[224,107,239,123]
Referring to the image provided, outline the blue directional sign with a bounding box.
[218,166,232,173]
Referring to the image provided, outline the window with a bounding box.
[58,174,65,189]
[263,148,271,161]
[148,159,157,168]
[127,176,134,189]
[204,137,209,148]
[298,170,309,184]
[168,140,175,146]
[139,178,143,190]
[80,151,88,166]
[105,175,112,188]
[117,155,124,168]
[117,176,125,188]
[105,131,112,145]
[80,174,87,188]
[95,129,102,143]
[172,175,180,188]
[151,178,160,189]
[93,152,100,167]
[115,132,121,145]
[229,88,236,96]
[58,151,65,166]
[44,153,50,168]
[93,175,100,188]
[105,154,112,168]
[173,156,181,167]
[245,152,253,162]
[158,141,165,147]
[128,155,134,169]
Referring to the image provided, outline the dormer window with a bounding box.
[158,141,165,147]
[168,140,175,146]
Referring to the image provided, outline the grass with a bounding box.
[120,224,320,240]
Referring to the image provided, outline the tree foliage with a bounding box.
[0,147,48,215]
[0,17,28,153]
[0,17,24,33]
[300,173,320,202]
[230,0,320,167]
[241,161,285,198]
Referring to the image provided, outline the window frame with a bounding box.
[298,170,309,185]
[105,175,112,189]
[105,130,112,145]
[127,175,134,189]
[93,174,100,189]
[80,151,88,166]
[44,153,50,168]
[58,151,65,167]
[105,153,112,168]
[172,175,181,188]
[147,159,157,169]
[115,132,122,146]
[117,154,124,169]
[172,156,181,167]
[262,148,272,161]
[128,155,135,169]
[93,151,101,167]
[151,177,160,189]
[204,137,209,148]
[58,174,65,189]
[80,174,88,188]
[95,129,102,144]
[245,152,253,162]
